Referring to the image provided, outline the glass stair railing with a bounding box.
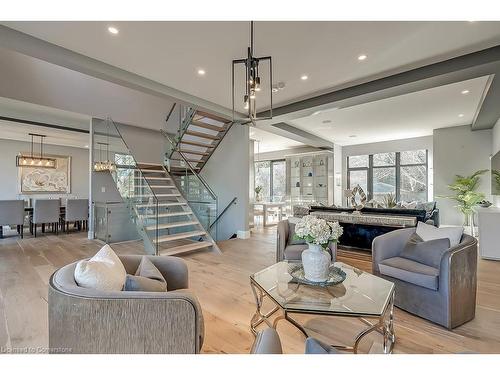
[96,117,219,256]
[95,118,161,255]
[161,122,218,240]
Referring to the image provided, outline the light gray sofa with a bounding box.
[277,219,336,262]
[49,255,204,354]
[372,228,477,329]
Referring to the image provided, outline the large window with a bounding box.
[254,160,286,202]
[347,150,428,202]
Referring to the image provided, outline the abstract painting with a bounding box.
[18,155,71,193]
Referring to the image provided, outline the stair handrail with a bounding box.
[209,197,237,230]
[160,129,217,201]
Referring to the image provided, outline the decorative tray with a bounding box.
[288,264,347,287]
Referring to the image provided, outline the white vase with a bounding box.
[302,243,331,282]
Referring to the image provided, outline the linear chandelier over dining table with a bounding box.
[16,133,57,169]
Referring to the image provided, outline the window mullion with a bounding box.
[396,152,401,202]
[368,155,373,201]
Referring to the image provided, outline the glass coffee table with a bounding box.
[249,261,395,353]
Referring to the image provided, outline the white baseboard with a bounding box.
[237,230,251,239]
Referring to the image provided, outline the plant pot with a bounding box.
[301,243,331,282]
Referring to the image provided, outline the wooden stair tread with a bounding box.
[190,120,226,132]
[195,110,230,124]
[135,185,176,189]
[140,211,193,218]
[179,149,209,156]
[134,176,171,180]
[185,130,220,140]
[179,140,215,148]
[136,202,187,208]
[134,193,181,198]
[159,241,213,255]
[170,158,203,163]
[154,230,206,243]
[146,220,199,230]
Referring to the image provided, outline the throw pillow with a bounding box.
[416,221,463,247]
[400,232,451,268]
[74,244,127,291]
[124,256,167,292]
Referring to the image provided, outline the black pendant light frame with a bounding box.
[232,21,273,125]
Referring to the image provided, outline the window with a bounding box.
[114,153,135,198]
[254,160,286,202]
[347,150,428,203]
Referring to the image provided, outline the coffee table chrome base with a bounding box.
[250,279,395,354]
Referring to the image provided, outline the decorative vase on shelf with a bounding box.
[302,243,331,282]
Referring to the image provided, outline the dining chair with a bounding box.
[63,199,89,233]
[0,200,25,239]
[32,199,61,237]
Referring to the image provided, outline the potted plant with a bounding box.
[439,170,487,235]
[294,215,343,282]
[254,186,263,202]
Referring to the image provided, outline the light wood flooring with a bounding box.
[0,227,499,353]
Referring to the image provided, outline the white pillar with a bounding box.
[88,118,95,239]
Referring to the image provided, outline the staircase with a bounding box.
[134,162,219,255]
[167,107,233,173]
[103,117,220,256]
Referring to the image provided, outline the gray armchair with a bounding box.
[0,200,25,238]
[32,199,60,236]
[49,255,204,354]
[251,328,339,354]
[372,228,477,329]
[277,219,336,262]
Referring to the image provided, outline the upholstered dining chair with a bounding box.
[0,200,25,239]
[32,199,61,237]
[63,199,89,233]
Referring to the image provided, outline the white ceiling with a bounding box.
[4,21,500,112]
[290,75,491,146]
[250,127,305,153]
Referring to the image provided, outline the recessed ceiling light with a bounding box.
[322,120,332,124]
[461,89,470,95]
[108,26,119,35]
[301,75,308,81]
[197,69,206,76]
[349,135,357,138]
[458,114,464,118]
[358,54,367,61]
[84,145,89,148]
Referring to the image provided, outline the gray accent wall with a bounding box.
[433,125,492,226]
[0,138,89,200]
[201,125,250,240]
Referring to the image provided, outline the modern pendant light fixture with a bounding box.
[232,21,273,125]
[16,133,57,168]
[93,118,117,172]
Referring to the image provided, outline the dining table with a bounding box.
[251,201,285,227]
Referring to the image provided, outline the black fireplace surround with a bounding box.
[307,204,440,251]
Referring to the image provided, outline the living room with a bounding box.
[1,1,500,373]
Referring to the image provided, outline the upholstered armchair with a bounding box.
[251,328,339,354]
[372,228,477,329]
[49,255,204,354]
[277,219,336,262]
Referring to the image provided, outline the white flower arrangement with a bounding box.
[294,215,343,248]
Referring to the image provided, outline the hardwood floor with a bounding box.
[0,227,499,353]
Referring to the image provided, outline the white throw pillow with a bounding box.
[74,244,126,291]
[416,221,463,247]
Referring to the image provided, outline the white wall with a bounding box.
[0,138,89,200]
[334,144,343,206]
[201,125,250,240]
[433,125,492,225]
[255,146,324,161]
[342,136,434,201]
[490,118,500,206]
